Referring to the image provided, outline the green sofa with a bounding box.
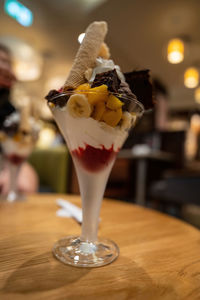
[28,145,71,193]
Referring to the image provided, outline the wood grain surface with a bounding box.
[0,194,200,300]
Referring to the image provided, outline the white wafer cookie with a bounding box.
[64,21,108,91]
[19,105,31,132]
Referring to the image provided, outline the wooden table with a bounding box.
[0,194,200,300]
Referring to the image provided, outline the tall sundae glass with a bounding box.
[49,90,143,267]
[0,111,39,202]
[45,21,148,267]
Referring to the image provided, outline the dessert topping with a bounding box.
[67,94,92,118]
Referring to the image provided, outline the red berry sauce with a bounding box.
[6,154,26,165]
[72,144,117,172]
[58,87,63,93]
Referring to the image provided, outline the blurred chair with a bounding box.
[137,130,186,205]
[181,204,200,229]
[158,130,186,168]
[28,145,71,193]
[149,168,200,219]
[147,129,195,214]
[150,174,200,205]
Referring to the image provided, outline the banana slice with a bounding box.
[67,94,92,118]
[121,111,135,130]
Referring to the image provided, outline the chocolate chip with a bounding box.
[45,90,70,108]
[91,69,121,93]
[2,122,19,137]
[45,89,60,101]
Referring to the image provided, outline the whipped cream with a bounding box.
[3,112,40,137]
[2,137,33,157]
[4,112,20,127]
[89,57,125,83]
[53,108,128,152]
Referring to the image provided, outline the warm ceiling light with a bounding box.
[167,38,184,64]
[0,37,42,81]
[37,127,56,148]
[190,114,200,134]
[13,43,42,81]
[78,33,85,44]
[184,67,199,88]
[14,60,41,81]
[195,87,200,104]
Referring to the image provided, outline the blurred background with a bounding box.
[1,0,200,227]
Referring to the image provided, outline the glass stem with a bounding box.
[80,182,104,243]
[73,158,115,243]
[7,161,21,197]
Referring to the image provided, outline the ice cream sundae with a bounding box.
[45,21,151,267]
[0,108,39,202]
[1,111,38,164]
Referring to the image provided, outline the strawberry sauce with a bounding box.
[6,154,26,165]
[72,144,117,172]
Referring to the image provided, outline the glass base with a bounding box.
[0,191,26,202]
[52,236,119,268]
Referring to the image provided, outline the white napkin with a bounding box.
[56,198,82,224]
[56,208,72,218]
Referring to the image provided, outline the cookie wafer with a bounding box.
[19,105,31,132]
[63,21,107,91]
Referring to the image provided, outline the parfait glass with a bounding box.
[3,156,25,202]
[0,110,39,203]
[50,91,144,267]
[1,136,34,202]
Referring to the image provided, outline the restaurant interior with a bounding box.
[1,1,200,298]
[1,0,200,227]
